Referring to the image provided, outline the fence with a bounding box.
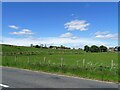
[2,55,118,82]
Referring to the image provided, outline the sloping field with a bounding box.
[1,44,119,82]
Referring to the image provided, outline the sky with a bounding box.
[2,2,118,48]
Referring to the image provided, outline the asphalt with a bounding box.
[1,67,119,88]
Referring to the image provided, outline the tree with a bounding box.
[30,44,33,47]
[90,45,99,52]
[99,45,107,52]
[114,46,120,52]
[49,46,54,48]
[40,44,44,48]
[60,45,65,49]
[118,46,120,51]
[84,45,90,52]
[43,44,48,49]
[35,45,40,48]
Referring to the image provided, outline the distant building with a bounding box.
[52,46,57,49]
[108,47,114,52]
[49,46,57,49]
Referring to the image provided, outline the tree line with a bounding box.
[31,44,71,49]
[84,45,120,52]
[31,44,120,52]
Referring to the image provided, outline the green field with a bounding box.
[1,44,119,82]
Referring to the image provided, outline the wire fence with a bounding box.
[2,54,119,82]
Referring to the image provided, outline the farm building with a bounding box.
[108,47,114,52]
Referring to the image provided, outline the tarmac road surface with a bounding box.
[1,67,119,88]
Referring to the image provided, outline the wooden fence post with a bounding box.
[111,60,114,69]
[61,58,63,67]
[48,60,51,65]
[83,59,85,67]
[44,57,46,63]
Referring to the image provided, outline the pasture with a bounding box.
[1,44,119,82]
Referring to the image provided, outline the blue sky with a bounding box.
[2,2,118,48]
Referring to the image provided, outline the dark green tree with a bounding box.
[99,45,108,52]
[118,46,120,51]
[90,45,99,52]
[49,46,54,48]
[60,45,65,49]
[35,45,40,48]
[84,45,90,52]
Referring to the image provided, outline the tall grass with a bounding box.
[2,54,118,82]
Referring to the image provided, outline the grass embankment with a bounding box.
[1,44,119,82]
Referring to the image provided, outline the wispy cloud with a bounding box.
[10,29,34,35]
[95,31,118,40]
[64,20,90,31]
[8,25,34,36]
[60,32,73,38]
[8,25,19,29]
[60,32,79,39]
[95,31,109,35]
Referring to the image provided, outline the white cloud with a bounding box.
[8,25,19,29]
[8,25,34,36]
[60,32,79,40]
[95,31,118,40]
[60,32,73,38]
[95,31,109,35]
[10,29,34,35]
[64,20,90,31]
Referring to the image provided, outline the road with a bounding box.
[1,67,119,88]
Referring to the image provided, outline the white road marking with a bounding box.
[0,84,9,88]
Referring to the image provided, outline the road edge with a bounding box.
[1,66,119,85]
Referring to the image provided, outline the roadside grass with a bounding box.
[1,44,119,82]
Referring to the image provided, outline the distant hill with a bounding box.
[2,44,41,52]
[2,44,85,56]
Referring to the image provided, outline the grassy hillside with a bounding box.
[1,44,119,82]
[2,44,42,52]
